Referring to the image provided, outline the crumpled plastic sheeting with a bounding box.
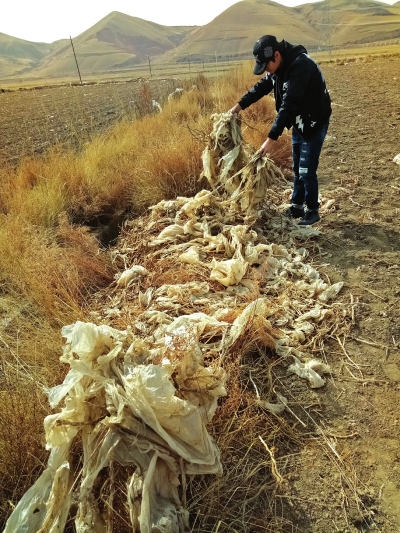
[288,356,331,388]
[6,113,346,533]
[5,320,228,533]
[201,113,284,215]
[257,392,289,415]
[116,265,148,288]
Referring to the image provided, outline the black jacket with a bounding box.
[238,42,332,141]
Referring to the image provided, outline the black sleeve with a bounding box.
[238,75,274,110]
[268,58,313,140]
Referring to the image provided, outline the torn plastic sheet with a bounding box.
[4,444,73,533]
[201,113,284,215]
[210,255,248,286]
[218,145,241,181]
[179,245,201,264]
[257,397,287,415]
[288,355,331,388]
[5,320,227,533]
[6,112,347,532]
[116,265,148,288]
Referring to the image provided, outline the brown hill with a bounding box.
[1,2,400,81]
[28,11,196,78]
[0,33,67,78]
[164,0,318,60]
[297,0,400,46]
[0,12,196,80]
[164,0,321,62]
[168,0,400,61]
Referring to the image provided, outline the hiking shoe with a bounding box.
[285,205,305,219]
[298,210,321,226]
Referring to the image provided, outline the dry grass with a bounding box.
[187,346,293,533]
[0,64,293,530]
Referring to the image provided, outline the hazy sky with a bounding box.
[1,0,399,43]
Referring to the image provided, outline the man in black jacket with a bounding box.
[230,35,332,226]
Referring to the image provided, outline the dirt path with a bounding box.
[274,56,400,533]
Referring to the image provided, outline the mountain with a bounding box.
[18,11,196,78]
[0,33,68,78]
[1,2,400,81]
[0,12,196,80]
[162,0,400,62]
[163,0,321,62]
[297,0,400,46]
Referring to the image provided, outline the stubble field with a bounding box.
[1,54,400,532]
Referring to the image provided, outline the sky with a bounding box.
[1,0,399,43]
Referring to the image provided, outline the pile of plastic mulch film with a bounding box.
[5,114,344,533]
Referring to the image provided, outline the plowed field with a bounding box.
[275,55,400,532]
[0,78,180,165]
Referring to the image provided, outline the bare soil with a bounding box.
[0,78,180,165]
[271,56,400,532]
[1,57,400,532]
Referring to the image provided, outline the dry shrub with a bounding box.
[187,344,298,532]
[132,80,154,118]
[0,152,71,227]
[0,63,291,229]
[0,217,114,323]
[0,378,50,528]
[147,258,211,287]
[0,147,132,229]
[93,114,206,213]
[0,291,66,530]
[185,313,307,532]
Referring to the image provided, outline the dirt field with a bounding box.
[271,56,400,532]
[0,78,181,165]
[1,56,400,532]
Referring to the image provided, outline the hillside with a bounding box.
[298,0,400,46]
[1,1,400,81]
[164,0,321,61]
[0,12,196,80]
[162,0,400,62]
[0,33,67,78]
[31,11,196,78]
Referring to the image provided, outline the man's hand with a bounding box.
[229,104,242,114]
[259,137,276,157]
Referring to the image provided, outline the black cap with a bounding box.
[253,35,279,75]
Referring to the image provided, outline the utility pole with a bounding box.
[187,53,191,72]
[148,56,152,77]
[323,0,332,55]
[70,36,82,84]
